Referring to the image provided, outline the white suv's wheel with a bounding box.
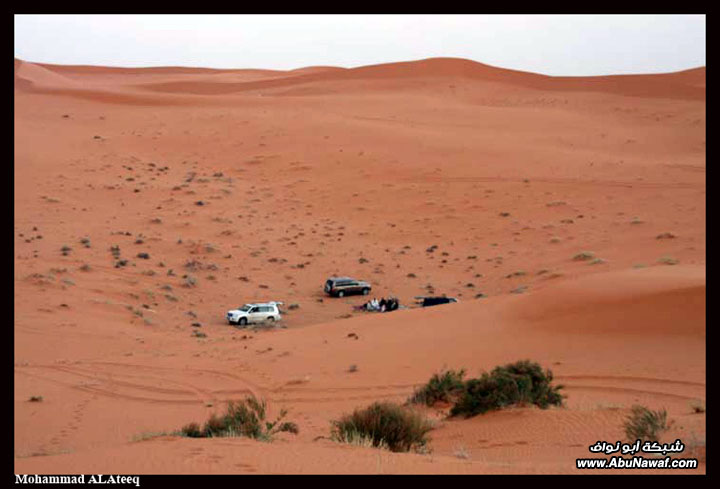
[362,288,370,295]
[337,290,344,298]
[267,316,275,322]
[239,317,248,326]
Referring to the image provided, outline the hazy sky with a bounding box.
[14,14,706,76]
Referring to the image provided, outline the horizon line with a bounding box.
[14,56,707,79]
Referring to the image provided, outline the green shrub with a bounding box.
[409,369,466,406]
[657,256,679,265]
[331,401,432,453]
[624,405,668,441]
[180,397,298,441]
[500,360,564,409]
[180,422,203,438]
[450,360,563,417]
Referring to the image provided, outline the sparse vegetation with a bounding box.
[689,400,706,414]
[573,251,595,261]
[410,369,466,406]
[450,360,564,418]
[331,402,432,453]
[624,405,668,441]
[657,256,679,265]
[132,431,171,442]
[28,396,44,402]
[180,397,298,441]
[453,446,470,459]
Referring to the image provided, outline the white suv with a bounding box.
[226,302,282,326]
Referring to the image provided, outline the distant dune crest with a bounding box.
[15,57,706,101]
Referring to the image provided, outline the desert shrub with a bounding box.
[624,405,668,441]
[331,401,432,453]
[334,428,387,450]
[501,360,564,408]
[180,422,203,438]
[450,360,563,417]
[409,369,466,406]
[657,256,679,265]
[181,397,298,441]
[690,400,706,414]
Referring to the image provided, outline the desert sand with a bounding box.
[14,57,705,474]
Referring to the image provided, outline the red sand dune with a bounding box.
[14,57,705,474]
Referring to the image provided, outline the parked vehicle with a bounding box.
[226,301,283,326]
[415,296,458,307]
[324,277,371,297]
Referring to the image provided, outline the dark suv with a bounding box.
[417,296,458,307]
[324,277,371,297]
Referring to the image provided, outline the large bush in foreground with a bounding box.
[450,360,563,417]
[331,401,432,453]
[409,368,466,406]
[181,396,298,441]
